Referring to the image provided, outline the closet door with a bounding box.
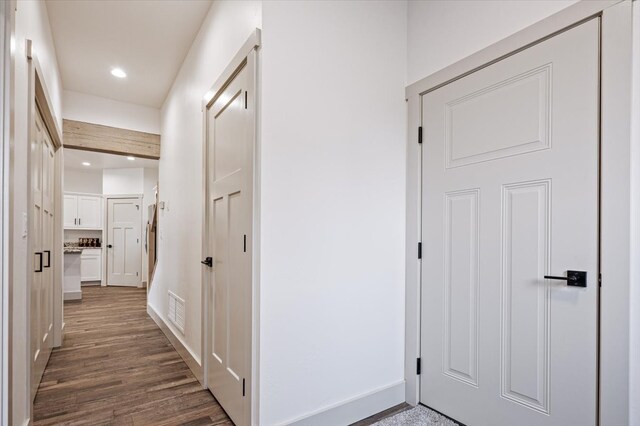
[41,125,55,362]
[31,111,45,400]
[31,108,55,401]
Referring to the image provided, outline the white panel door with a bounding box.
[31,110,54,400]
[420,20,599,426]
[205,61,253,426]
[107,198,141,287]
[63,195,77,228]
[78,195,102,228]
[41,125,54,366]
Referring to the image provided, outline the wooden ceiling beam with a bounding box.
[63,119,161,159]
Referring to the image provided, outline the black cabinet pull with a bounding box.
[35,252,43,272]
[44,250,51,268]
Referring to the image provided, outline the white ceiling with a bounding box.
[64,149,159,171]
[46,0,213,108]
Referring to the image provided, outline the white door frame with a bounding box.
[404,2,638,426]
[201,29,261,426]
[0,1,12,423]
[11,40,64,425]
[105,195,143,288]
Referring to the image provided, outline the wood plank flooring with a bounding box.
[34,286,232,426]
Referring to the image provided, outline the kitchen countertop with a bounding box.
[64,244,102,254]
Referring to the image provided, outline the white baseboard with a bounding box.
[63,290,82,301]
[147,303,204,385]
[286,380,405,426]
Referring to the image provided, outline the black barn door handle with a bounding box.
[35,252,43,272]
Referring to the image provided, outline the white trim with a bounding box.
[600,2,634,425]
[147,302,203,384]
[284,381,405,426]
[0,2,11,424]
[62,291,81,301]
[630,3,640,425]
[404,2,635,425]
[201,29,261,426]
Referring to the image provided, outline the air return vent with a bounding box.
[168,291,185,334]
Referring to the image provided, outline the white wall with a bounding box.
[63,169,102,194]
[151,0,261,367]
[102,168,144,195]
[12,0,63,424]
[63,90,160,134]
[260,2,407,424]
[407,0,578,84]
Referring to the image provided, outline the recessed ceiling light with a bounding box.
[127,156,135,161]
[111,68,127,78]
[82,162,91,166]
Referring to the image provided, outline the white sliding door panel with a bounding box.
[31,109,55,401]
[107,198,141,287]
[420,19,599,426]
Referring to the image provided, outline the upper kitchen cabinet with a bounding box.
[63,194,78,228]
[64,193,103,229]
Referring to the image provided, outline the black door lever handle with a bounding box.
[201,257,213,267]
[544,275,576,281]
[544,270,587,287]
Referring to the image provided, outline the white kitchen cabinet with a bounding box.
[63,195,78,228]
[81,248,102,282]
[64,193,103,229]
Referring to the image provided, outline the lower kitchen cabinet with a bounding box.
[81,248,102,282]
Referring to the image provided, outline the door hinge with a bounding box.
[244,91,248,109]
[418,126,423,144]
[136,272,139,276]
[242,378,246,396]
[599,273,602,287]
[418,242,422,259]
[416,358,421,375]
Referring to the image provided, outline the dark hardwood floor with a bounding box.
[34,286,232,426]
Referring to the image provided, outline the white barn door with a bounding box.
[420,19,599,426]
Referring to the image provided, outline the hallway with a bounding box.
[33,286,231,425]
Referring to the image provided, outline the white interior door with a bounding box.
[205,59,253,426]
[107,197,141,287]
[31,109,54,400]
[420,19,599,426]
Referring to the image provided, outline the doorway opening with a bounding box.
[62,149,158,299]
